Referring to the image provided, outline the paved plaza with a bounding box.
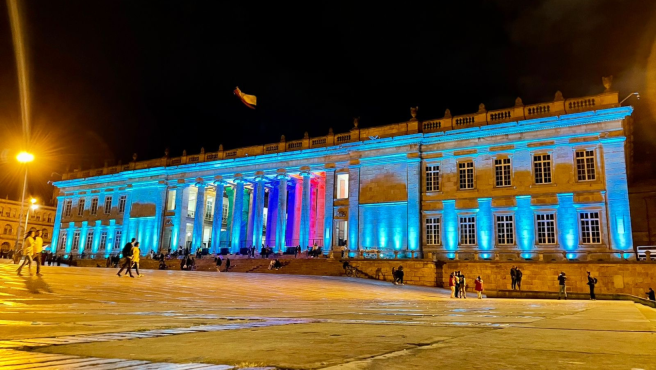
[0,262,655,369]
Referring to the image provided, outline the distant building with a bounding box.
[51,88,634,260]
[0,199,56,252]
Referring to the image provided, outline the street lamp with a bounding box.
[24,198,38,235]
[14,151,34,255]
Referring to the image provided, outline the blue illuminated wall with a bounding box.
[359,203,408,255]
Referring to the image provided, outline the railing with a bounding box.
[60,91,620,180]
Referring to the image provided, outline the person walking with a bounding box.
[215,256,222,272]
[225,257,231,272]
[475,276,484,299]
[33,230,44,276]
[459,273,467,299]
[646,287,655,301]
[587,271,597,300]
[515,267,523,290]
[449,273,456,298]
[393,266,404,285]
[16,231,36,276]
[117,238,135,277]
[510,266,517,290]
[132,242,143,277]
[558,272,567,300]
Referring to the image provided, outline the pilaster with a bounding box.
[230,176,245,253]
[276,172,288,252]
[601,139,633,251]
[191,183,206,252]
[299,170,311,248]
[210,180,225,253]
[323,169,335,252]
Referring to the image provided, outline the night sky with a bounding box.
[0,0,655,204]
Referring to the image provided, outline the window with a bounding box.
[336,173,349,199]
[47,213,52,222]
[536,214,556,244]
[85,231,94,251]
[425,165,440,192]
[576,150,596,181]
[114,229,122,249]
[580,211,601,244]
[99,231,108,250]
[3,224,12,235]
[222,202,229,224]
[90,198,98,215]
[42,229,49,239]
[118,195,127,213]
[533,154,552,184]
[459,216,476,245]
[64,200,72,217]
[495,158,512,187]
[205,199,213,219]
[59,234,67,251]
[167,189,177,211]
[104,196,112,214]
[72,231,80,251]
[496,215,514,245]
[77,199,86,216]
[425,217,440,245]
[458,162,474,189]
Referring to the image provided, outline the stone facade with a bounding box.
[51,90,635,260]
[0,199,56,252]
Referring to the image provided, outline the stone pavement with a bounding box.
[0,261,655,369]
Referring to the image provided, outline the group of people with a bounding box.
[268,259,283,270]
[116,238,143,278]
[16,230,45,276]
[510,266,523,290]
[449,271,484,299]
[214,255,232,272]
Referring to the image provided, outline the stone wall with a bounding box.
[442,261,656,297]
[345,260,441,287]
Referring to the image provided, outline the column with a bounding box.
[121,189,133,246]
[252,176,266,249]
[477,198,493,251]
[246,186,255,246]
[299,171,311,248]
[323,170,335,252]
[151,184,167,253]
[442,200,457,252]
[407,159,420,255]
[265,184,278,247]
[314,174,326,249]
[224,186,235,247]
[230,176,245,253]
[93,220,102,254]
[50,195,65,254]
[275,173,288,252]
[210,181,225,254]
[240,187,251,248]
[347,165,360,254]
[285,179,297,245]
[174,184,190,250]
[602,139,633,251]
[516,196,535,252]
[557,193,578,252]
[191,183,206,252]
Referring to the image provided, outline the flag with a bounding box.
[234,86,257,109]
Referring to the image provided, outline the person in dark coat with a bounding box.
[215,256,222,272]
[515,267,523,290]
[646,287,655,301]
[117,238,136,277]
[225,257,231,272]
[510,266,517,290]
[587,271,597,300]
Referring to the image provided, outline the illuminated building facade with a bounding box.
[0,199,56,252]
[52,89,634,260]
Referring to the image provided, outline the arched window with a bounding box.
[11,209,17,218]
[47,213,53,223]
[4,224,12,235]
[42,229,49,239]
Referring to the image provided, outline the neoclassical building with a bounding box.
[0,199,56,252]
[52,88,634,260]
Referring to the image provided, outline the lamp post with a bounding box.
[14,151,34,254]
[24,198,38,235]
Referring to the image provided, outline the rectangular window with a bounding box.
[425,217,440,245]
[458,162,474,190]
[222,202,229,224]
[64,200,72,217]
[336,173,349,199]
[104,196,112,214]
[496,215,514,245]
[90,198,98,215]
[536,214,556,244]
[77,199,85,216]
[576,150,596,181]
[425,165,440,192]
[205,199,213,219]
[58,234,67,251]
[99,231,108,251]
[72,231,80,251]
[85,231,93,251]
[459,216,476,245]
[494,158,512,187]
[114,230,122,249]
[167,189,177,211]
[118,195,127,213]
[533,154,552,184]
[580,211,601,244]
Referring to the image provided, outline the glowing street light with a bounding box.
[14,151,35,255]
[16,151,34,163]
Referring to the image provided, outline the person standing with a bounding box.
[117,238,135,277]
[225,257,231,272]
[215,256,222,272]
[557,272,567,300]
[33,230,44,276]
[449,273,455,298]
[475,276,484,299]
[454,271,460,298]
[515,267,523,290]
[459,273,467,299]
[587,272,597,300]
[510,266,517,290]
[16,231,35,276]
[646,287,655,301]
[132,242,143,277]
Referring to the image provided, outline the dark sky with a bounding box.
[0,0,655,204]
